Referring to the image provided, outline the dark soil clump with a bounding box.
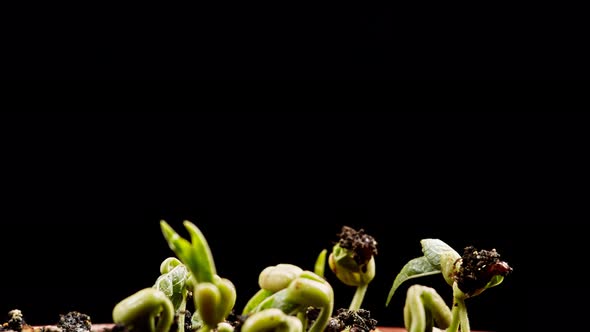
[336,226,378,269]
[57,312,91,332]
[456,245,512,295]
[308,308,377,332]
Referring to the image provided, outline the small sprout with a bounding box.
[332,226,377,278]
[154,257,192,309]
[258,264,303,292]
[403,285,451,332]
[244,267,333,332]
[160,220,216,284]
[160,220,236,332]
[241,308,302,332]
[328,226,377,310]
[112,288,174,332]
[154,257,192,332]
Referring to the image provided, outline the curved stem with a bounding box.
[349,283,368,311]
[403,285,451,332]
[308,305,332,332]
[113,288,174,332]
[241,309,303,332]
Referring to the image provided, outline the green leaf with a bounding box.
[160,220,216,284]
[386,256,441,306]
[154,263,190,310]
[485,274,505,289]
[183,220,216,283]
[314,249,327,278]
[420,239,457,268]
[160,221,202,279]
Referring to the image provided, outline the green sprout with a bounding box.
[242,264,334,332]
[153,257,193,332]
[241,308,303,332]
[112,288,174,332]
[328,226,377,311]
[386,239,512,332]
[110,220,511,332]
[402,285,452,332]
[160,220,236,332]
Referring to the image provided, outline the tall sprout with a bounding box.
[161,220,236,332]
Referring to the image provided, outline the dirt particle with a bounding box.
[57,312,91,332]
[2,309,26,332]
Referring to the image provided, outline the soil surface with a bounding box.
[2,324,406,332]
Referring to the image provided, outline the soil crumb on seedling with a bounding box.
[57,312,91,332]
[456,245,513,295]
[307,308,377,332]
[336,226,378,270]
[222,310,247,332]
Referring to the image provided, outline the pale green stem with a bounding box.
[447,299,461,332]
[349,283,368,311]
[448,283,469,332]
[458,298,470,332]
[308,306,332,332]
[297,311,307,331]
[177,291,187,332]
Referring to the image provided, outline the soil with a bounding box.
[456,245,512,295]
[0,310,399,332]
[336,226,378,268]
[1,325,405,332]
[0,310,489,332]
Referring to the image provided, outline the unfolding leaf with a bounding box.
[386,256,441,306]
[420,239,457,268]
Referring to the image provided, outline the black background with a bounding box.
[2,3,589,79]
[1,110,587,332]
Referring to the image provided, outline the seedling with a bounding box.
[327,226,377,311]
[386,239,512,332]
[108,222,511,332]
